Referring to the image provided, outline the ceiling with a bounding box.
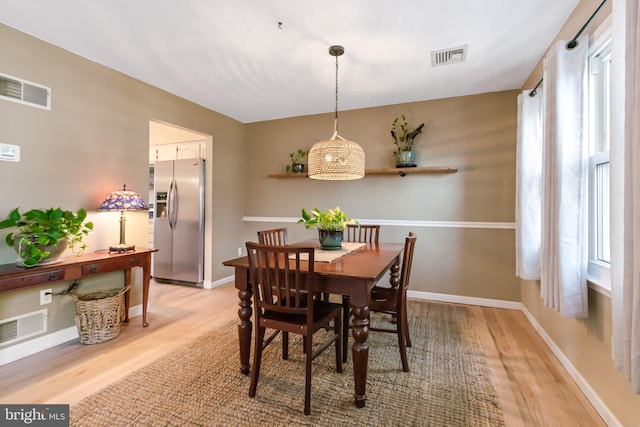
[0,0,578,123]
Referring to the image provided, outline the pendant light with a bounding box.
[307,45,365,180]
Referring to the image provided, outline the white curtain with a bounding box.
[540,36,589,318]
[516,90,543,280]
[611,0,640,393]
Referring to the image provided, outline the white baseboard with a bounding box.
[0,325,78,366]
[0,303,143,366]
[407,290,522,310]
[203,275,234,290]
[519,306,621,427]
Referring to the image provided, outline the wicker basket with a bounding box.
[72,287,129,345]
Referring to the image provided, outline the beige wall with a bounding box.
[0,24,245,338]
[244,90,520,302]
[519,1,640,425]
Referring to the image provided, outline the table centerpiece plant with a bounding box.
[0,207,94,267]
[298,206,358,250]
[391,114,424,167]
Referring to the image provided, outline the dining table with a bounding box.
[222,239,405,408]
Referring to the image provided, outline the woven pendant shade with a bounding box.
[308,45,365,180]
[308,135,365,180]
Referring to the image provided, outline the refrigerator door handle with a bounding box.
[169,179,179,229]
[167,179,175,229]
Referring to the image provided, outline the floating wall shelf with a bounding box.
[267,166,458,178]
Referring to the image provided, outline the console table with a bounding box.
[0,248,157,327]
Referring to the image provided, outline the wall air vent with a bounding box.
[431,45,468,67]
[0,309,47,346]
[0,73,51,110]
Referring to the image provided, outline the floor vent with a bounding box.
[0,309,47,346]
[0,73,51,110]
[431,45,468,67]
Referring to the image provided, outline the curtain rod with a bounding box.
[529,0,608,97]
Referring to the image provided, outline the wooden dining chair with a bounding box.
[368,232,417,372]
[343,232,416,371]
[257,227,288,245]
[245,242,343,415]
[257,227,296,356]
[342,224,381,362]
[345,224,380,244]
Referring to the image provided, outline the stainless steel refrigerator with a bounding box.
[152,158,205,286]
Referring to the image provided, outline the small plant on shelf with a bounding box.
[285,149,307,173]
[391,114,424,167]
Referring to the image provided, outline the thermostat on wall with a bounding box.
[0,143,20,162]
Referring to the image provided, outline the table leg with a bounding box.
[389,260,400,289]
[238,288,253,375]
[141,259,151,327]
[352,304,370,408]
[123,269,131,323]
[389,260,400,325]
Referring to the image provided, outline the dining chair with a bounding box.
[369,232,417,372]
[245,241,343,415]
[345,223,380,244]
[342,224,381,362]
[343,232,416,372]
[256,227,292,356]
[257,227,288,245]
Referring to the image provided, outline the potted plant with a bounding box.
[0,207,94,267]
[298,207,358,250]
[285,149,307,173]
[391,114,424,168]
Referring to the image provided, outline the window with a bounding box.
[587,30,611,290]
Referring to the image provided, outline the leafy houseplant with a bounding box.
[298,207,358,250]
[285,149,307,173]
[0,207,94,267]
[391,114,424,167]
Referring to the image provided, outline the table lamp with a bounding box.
[98,184,148,253]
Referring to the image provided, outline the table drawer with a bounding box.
[0,269,66,292]
[82,256,142,276]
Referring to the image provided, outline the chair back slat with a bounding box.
[257,227,288,245]
[345,224,380,243]
[246,242,313,317]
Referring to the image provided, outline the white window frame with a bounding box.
[586,24,612,292]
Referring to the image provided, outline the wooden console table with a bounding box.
[0,248,157,327]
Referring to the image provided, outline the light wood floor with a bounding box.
[0,281,605,426]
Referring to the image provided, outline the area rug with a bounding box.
[71,300,505,426]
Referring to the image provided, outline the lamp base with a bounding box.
[108,243,135,253]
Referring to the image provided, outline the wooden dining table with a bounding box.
[222,239,405,408]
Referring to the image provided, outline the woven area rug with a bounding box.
[71,301,504,426]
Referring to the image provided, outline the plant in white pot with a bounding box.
[0,207,94,267]
[391,114,424,168]
[298,207,358,250]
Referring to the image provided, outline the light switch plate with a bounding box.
[0,143,20,162]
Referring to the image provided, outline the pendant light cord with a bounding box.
[332,51,339,138]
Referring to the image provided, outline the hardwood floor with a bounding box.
[0,281,605,425]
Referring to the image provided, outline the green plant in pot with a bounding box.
[298,207,358,250]
[391,114,424,168]
[285,149,307,173]
[0,207,94,267]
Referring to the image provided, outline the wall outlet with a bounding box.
[237,247,243,256]
[40,289,52,305]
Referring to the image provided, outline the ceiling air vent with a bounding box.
[431,45,468,67]
[0,73,51,110]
